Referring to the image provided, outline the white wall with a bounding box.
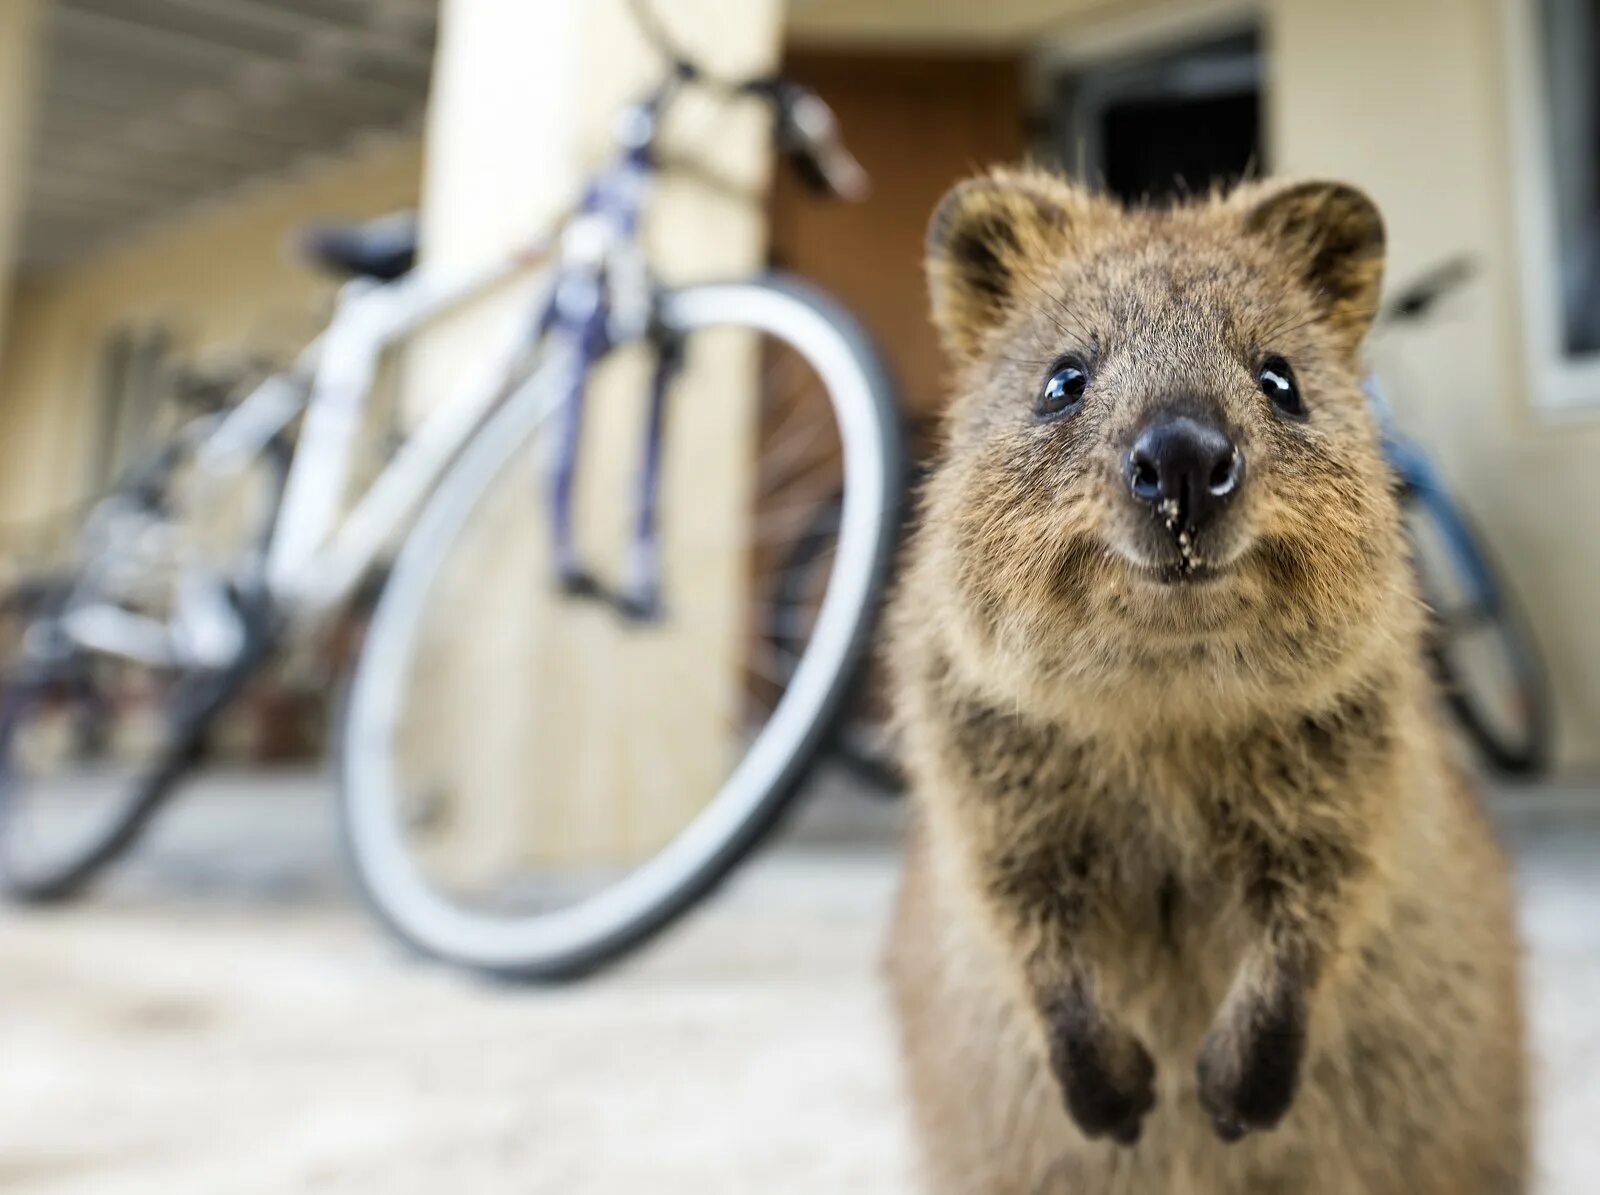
[0,140,424,529]
[0,0,41,359]
[1268,0,1600,765]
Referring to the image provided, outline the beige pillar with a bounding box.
[402,0,783,881]
[0,0,41,365]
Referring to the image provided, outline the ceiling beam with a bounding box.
[50,5,428,99]
[22,0,437,271]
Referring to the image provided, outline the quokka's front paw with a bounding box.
[1043,998,1157,1145]
[1195,987,1307,1143]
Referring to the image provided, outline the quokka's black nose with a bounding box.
[1125,416,1244,533]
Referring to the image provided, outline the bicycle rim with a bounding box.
[340,276,901,978]
[1404,491,1551,774]
[0,653,198,899]
[0,433,285,899]
[772,492,903,795]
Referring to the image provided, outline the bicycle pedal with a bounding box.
[614,590,663,624]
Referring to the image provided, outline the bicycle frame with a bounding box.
[201,146,660,627]
[257,245,558,617]
[234,61,857,628]
[51,61,861,665]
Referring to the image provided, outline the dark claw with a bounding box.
[1110,1116,1145,1146]
[1042,986,1157,1148]
[1195,982,1307,1144]
[1212,1114,1248,1143]
[1052,1033,1156,1146]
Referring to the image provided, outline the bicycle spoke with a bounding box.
[758,351,819,427]
[759,440,838,501]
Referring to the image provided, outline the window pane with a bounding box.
[1541,0,1600,357]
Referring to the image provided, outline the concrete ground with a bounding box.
[1,768,1597,1194]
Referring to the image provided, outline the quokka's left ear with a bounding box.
[925,168,1114,363]
[1239,180,1386,347]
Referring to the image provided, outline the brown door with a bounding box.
[769,49,1027,437]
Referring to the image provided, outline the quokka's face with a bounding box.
[922,172,1408,667]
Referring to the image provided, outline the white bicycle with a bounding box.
[0,7,903,979]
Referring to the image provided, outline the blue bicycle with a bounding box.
[1368,258,1551,775]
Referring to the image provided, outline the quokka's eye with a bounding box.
[1036,355,1089,419]
[1258,355,1304,419]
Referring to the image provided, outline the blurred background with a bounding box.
[0,1,1594,1192]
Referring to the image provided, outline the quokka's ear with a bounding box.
[926,169,1111,362]
[1240,180,1386,348]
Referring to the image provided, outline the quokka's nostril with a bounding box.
[1208,450,1241,497]
[1130,457,1161,501]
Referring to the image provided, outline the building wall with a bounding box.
[1267,0,1600,765]
[0,0,40,346]
[0,138,423,531]
[0,0,1594,768]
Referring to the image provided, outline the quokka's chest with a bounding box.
[972,808,1250,1044]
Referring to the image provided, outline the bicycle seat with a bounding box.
[298,212,418,281]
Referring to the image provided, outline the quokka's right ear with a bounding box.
[1238,180,1386,350]
[926,169,1110,362]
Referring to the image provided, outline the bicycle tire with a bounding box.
[339,274,903,980]
[0,431,289,901]
[771,490,903,796]
[1402,485,1553,775]
[0,626,273,901]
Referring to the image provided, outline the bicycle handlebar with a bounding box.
[625,0,869,202]
[1377,255,1476,328]
[763,80,871,201]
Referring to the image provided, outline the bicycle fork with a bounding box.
[546,300,683,623]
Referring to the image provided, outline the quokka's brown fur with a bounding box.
[885,169,1527,1194]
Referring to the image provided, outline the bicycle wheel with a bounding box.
[771,491,903,795]
[0,425,286,900]
[0,641,270,900]
[340,275,902,979]
[1402,484,1552,775]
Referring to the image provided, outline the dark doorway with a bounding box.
[1046,29,1263,205]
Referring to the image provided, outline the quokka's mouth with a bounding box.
[1111,525,1251,588]
[1134,559,1227,586]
